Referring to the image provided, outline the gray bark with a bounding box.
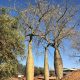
[54,48,63,80]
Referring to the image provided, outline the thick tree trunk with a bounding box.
[54,48,63,80]
[26,40,34,80]
[44,48,49,80]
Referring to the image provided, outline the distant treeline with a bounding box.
[18,63,55,76]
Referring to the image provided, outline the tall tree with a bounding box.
[26,36,34,80]
[44,47,49,80]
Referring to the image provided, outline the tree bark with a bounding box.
[44,48,49,80]
[26,39,34,80]
[54,48,63,80]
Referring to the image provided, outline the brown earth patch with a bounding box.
[61,70,80,80]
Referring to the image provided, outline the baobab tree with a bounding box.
[15,0,80,80]
[44,47,49,80]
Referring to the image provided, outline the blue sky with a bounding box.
[0,0,80,70]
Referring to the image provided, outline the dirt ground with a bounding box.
[61,70,80,80]
[10,70,80,80]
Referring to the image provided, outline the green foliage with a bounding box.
[34,67,54,76]
[34,67,44,76]
[16,64,54,77]
[18,63,26,75]
[1,8,6,14]
[0,12,25,79]
[49,70,55,76]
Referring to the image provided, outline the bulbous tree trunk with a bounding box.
[54,48,63,80]
[44,48,49,80]
[26,39,34,80]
